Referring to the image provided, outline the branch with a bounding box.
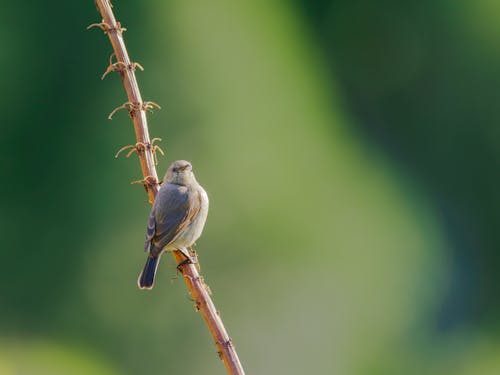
[89,1,246,374]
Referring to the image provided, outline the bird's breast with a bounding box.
[176,186,209,247]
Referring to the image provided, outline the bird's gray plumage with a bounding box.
[145,183,203,255]
[139,160,209,289]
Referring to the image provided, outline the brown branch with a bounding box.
[89,1,246,374]
[88,0,159,203]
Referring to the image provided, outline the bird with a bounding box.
[138,160,209,290]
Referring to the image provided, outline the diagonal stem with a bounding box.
[90,1,246,374]
[92,0,159,203]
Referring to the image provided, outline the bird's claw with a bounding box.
[176,248,199,272]
[176,256,197,272]
[175,248,201,273]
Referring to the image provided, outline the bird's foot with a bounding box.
[176,249,198,272]
[176,256,197,272]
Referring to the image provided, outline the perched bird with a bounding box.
[138,160,209,290]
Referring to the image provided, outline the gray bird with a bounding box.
[138,160,209,290]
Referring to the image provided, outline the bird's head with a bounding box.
[164,160,195,186]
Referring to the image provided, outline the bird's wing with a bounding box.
[144,206,156,252]
[149,184,201,253]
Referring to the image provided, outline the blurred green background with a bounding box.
[1,0,499,374]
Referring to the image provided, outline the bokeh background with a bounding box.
[1,0,499,374]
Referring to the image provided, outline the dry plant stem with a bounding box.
[94,0,159,203]
[91,1,246,374]
[173,252,246,375]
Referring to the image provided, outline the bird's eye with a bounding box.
[172,168,177,172]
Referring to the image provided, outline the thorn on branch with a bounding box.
[108,101,161,120]
[87,22,109,32]
[115,139,165,164]
[108,101,134,119]
[101,61,126,80]
[151,137,162,145]
[87,21,126,34]
[133,62,145,71]
[151,138,165,165]
[109,52,116,65]
[114,144,137,158]
[101,61,144,80]
[143,101,161,113]
[153,146,164,164]
[131,175,159,190]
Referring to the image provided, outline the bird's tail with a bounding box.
[138,254,161,290]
